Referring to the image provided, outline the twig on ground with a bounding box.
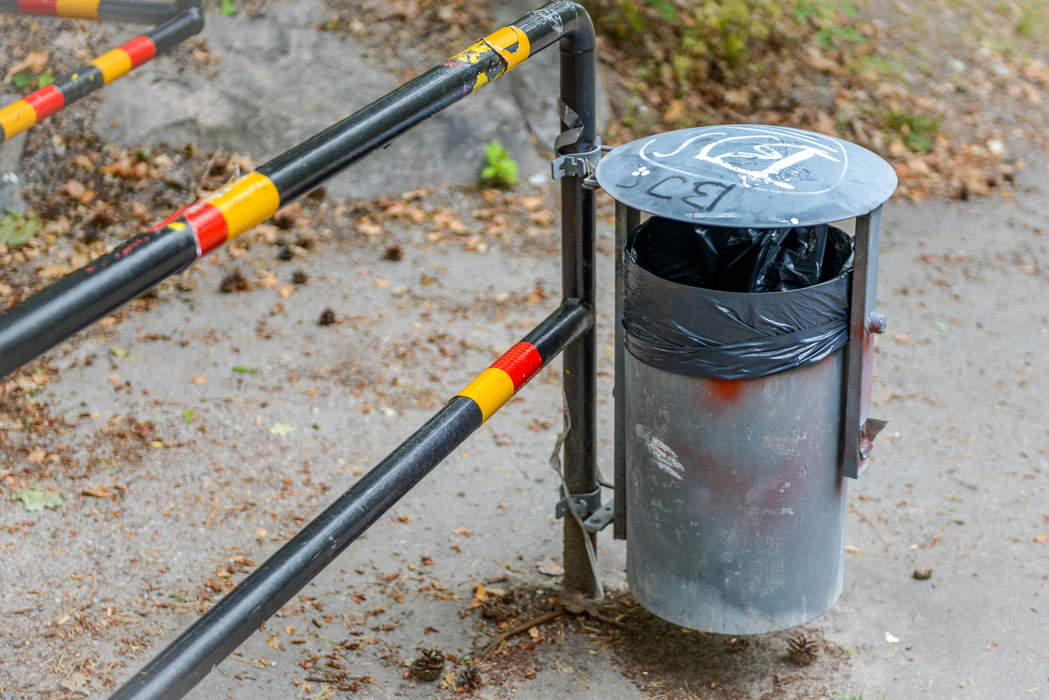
[480,609,563,658]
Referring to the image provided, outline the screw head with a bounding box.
[866,313,887,334]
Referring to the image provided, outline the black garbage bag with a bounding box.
[628,219,844,293]
[623,217,854,379]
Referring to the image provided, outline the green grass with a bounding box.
[883,110,940,154]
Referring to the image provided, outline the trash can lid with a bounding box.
[595,124,897,228]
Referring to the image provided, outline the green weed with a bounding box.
[480,140,518,189]
[0,213,42,247]
[883,110,940,153]
[11,70,32,89]
[795,0,865,49]
[643,0,676,22]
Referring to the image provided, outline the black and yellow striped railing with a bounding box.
[0,2,599,697]
[0,4,595,376]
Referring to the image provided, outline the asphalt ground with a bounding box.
[2,158,1048,698]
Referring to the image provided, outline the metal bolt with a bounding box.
[866,313,887,334]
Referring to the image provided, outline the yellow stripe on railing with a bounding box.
[90,48,133,84]
[55,0,101,19]
[206,172,281,239]
[457,368,515,423]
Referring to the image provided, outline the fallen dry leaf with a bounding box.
[520,195,543,211]
[5,49,49,81]
[662,98,685,124]
[257,272,279,289]
[63,180,86,200]
[537,560,563,577]
[465,582,488,611]
[59,671,90,695]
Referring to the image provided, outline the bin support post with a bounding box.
[613,202,640,540]
[558,22,599,596]
[843,206,883,479]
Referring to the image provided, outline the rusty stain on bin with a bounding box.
[707,378,744,403]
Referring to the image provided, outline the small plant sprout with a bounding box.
[481,140,519,189]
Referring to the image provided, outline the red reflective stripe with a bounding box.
[22,85,64,120]
[18,0,57,14]
[183,201,228,255]
[120,36,156,68]
[490,342,542,391]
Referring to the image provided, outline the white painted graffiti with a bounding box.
[638,125,848,195]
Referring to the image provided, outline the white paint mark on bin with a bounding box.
[635,425,685,481]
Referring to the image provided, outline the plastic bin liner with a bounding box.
[623,217,854,379]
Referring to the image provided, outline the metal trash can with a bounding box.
[594,124,897,634]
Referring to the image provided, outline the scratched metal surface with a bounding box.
[596,124,898,228]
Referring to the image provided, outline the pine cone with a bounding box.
[787,635,819,666]
[408,648,445,681]
[455,666,483,691]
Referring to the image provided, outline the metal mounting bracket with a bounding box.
[582,499,614,533]
[551,142,603,181]
[555,487,601,520]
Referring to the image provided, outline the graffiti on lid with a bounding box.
[596,124,897,228]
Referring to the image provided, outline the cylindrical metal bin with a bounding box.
[622,219,854,633]
[595,124,898,635]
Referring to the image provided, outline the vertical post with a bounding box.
[558,17,599,595]
[613,202,640,540]
[842,207,882,478]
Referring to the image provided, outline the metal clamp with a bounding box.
[555,487,601,520]
[582,499,614,533]
[551,142,603,181]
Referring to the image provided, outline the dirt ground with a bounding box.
[1,2,1049,700]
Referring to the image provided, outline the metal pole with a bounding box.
[0,0,596,379]
[111,300,591,700]
[554,8,599,595]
